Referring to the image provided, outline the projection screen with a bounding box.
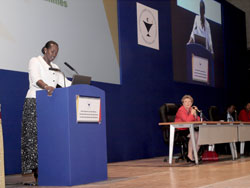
[0,0,120,84]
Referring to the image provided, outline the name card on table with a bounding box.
[76,96,101,123]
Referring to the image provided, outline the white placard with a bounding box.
[192,54,209,83]
[76,96,101,123]
[137,2,159,50]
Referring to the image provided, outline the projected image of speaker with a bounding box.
[171,0,224,88]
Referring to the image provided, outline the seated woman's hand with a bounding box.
[191,108,197,116]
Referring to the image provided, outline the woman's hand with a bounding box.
[44,85,55,96]
[191,108,197,116]
[36,80,55,96]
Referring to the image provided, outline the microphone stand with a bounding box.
[200,110,209,121]
[62,71,66,88]
[193,107,209,121]
[49,67,66,88]
[234,110,238,121]
[200,110,203,122]
[64,62,79,75]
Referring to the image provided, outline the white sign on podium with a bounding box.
[76,96,101,123]
[192,54,209,83]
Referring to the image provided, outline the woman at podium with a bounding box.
[21,40,71,184]
[187,0,214,55]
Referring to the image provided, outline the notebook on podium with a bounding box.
[194,34,206,47]
[71,74,91,85]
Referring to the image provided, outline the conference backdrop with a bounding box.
[0,0,120,84]
[0,0,247,176]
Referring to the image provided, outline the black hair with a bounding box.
[200,0,205,7]
[227,104,235,109]
[41,40,58,54]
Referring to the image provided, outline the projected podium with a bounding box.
[36,85,107,186]
[186,43,214,87]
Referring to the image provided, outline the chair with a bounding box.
[208,106,221,121]
[208,106,222,151]
[159,103,188,162]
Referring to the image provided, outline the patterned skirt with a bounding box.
[21,98,38,174]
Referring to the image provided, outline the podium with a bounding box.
[36,85,107,186]
[186,43,215,87]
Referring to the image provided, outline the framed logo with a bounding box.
[137,2,159,50]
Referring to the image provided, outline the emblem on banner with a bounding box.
[137,2,159,50]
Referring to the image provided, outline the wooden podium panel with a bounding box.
[0,119,5,188]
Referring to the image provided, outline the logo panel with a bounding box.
[137,2,159,50]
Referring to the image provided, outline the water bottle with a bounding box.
[227,112,231,122]
[200,110,203,122]
[234,110,237,121]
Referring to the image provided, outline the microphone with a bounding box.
[192,107,209,121]
[192,106,200,113]
[49,67,61,72]
[64,62,79,75]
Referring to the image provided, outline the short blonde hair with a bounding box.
[181,95,194,104]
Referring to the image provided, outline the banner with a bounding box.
[0,119,5,188]
[137,2,159,50]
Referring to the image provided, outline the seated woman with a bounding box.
[238,102,250,121]
[175,95,200,163]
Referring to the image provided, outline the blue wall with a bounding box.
[223,1,248,103]
[0,70,28,174]
[1,0,247,174]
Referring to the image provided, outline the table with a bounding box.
[198,122,238,160]
[238,123,250,155]
[158,121,250,165]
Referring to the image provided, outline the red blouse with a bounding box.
[238,109,250,121]
[175,105,200,130]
